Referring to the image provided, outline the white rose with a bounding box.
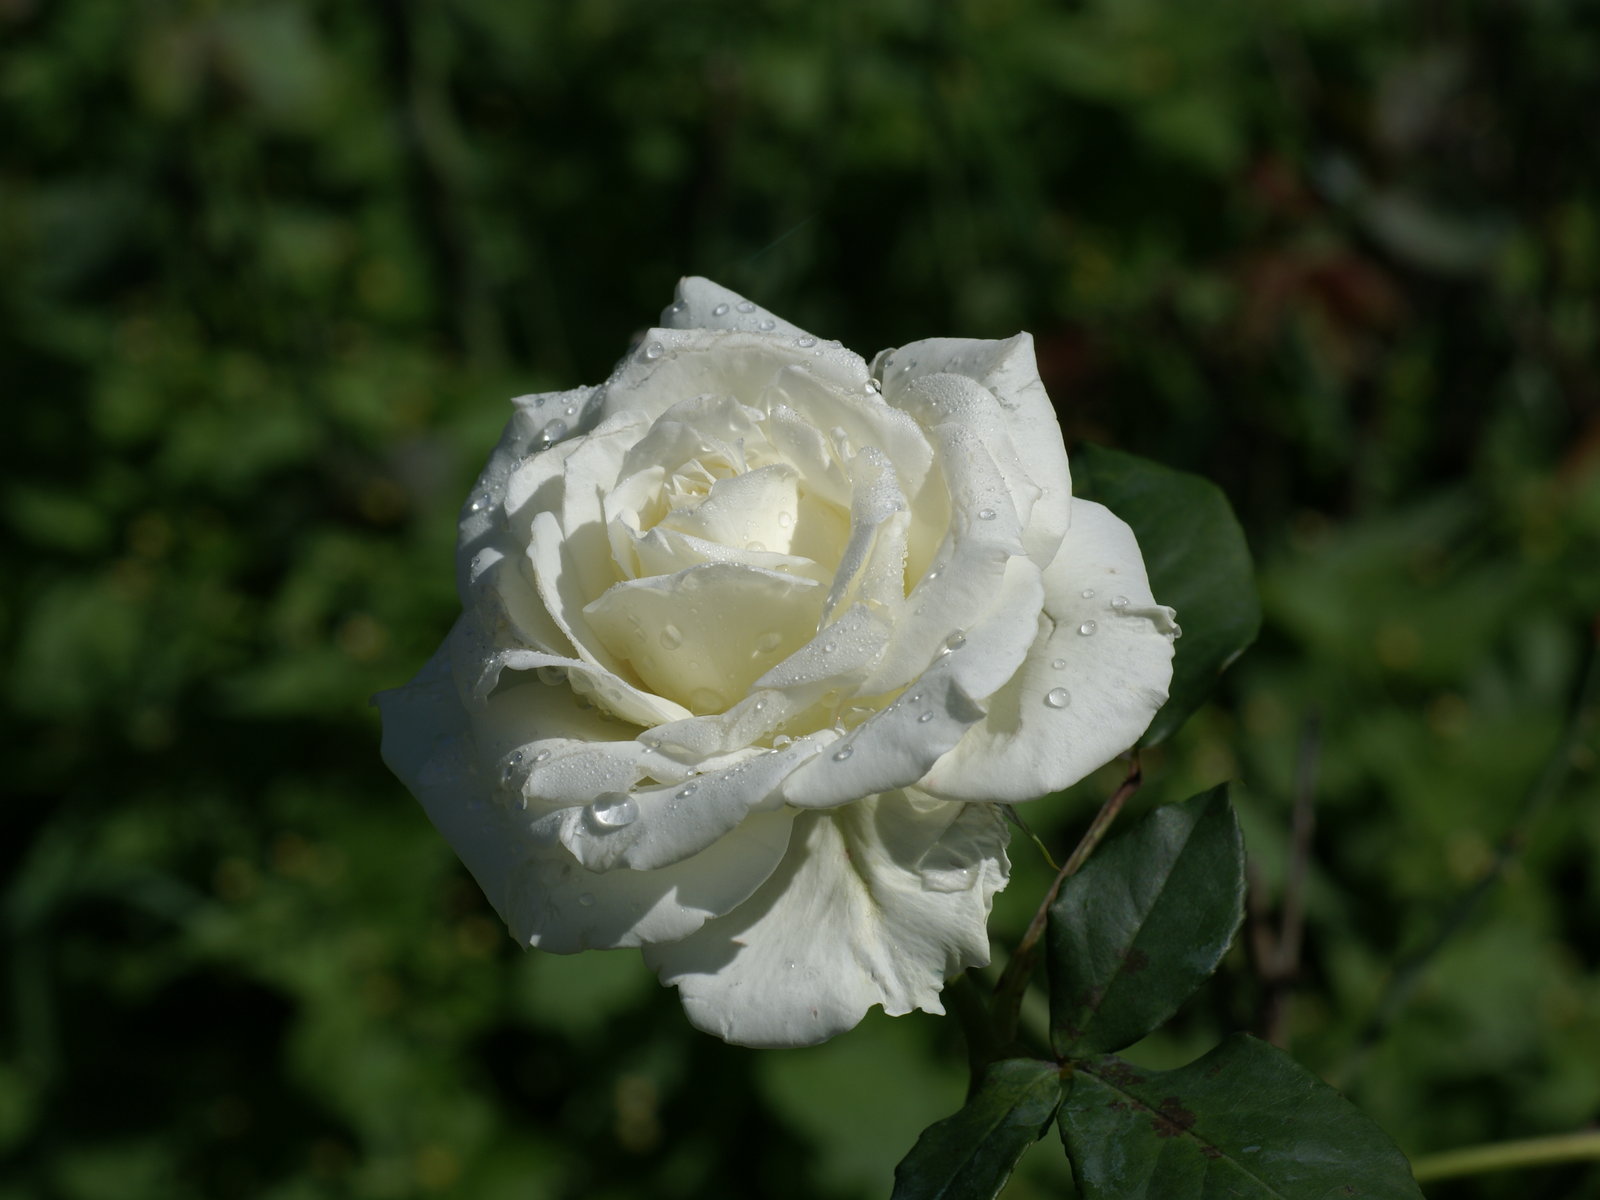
[378,278,1177,1047]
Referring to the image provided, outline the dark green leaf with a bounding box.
[1049,785,1243,1057]
[892,1058,1065,1200]
[1059,1035,1424,1199]
[1072,444,1260,746]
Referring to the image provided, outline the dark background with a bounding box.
[3,1,1598,1197]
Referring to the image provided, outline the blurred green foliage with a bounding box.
[3,0,1598,1197]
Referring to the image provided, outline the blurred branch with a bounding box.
[1247,713,1320,1048]
[1411,1129,1600,1182]
[1340,619,1600,1086]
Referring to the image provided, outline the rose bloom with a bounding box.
[379,278,1177,1047]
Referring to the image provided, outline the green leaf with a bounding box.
[1059,1035,1424,1199]
[1071,444,1260,746]
[891,1058,1065,1200]
[1048,785,1243,1057]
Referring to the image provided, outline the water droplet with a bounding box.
[564,403,577,416]
[758,318,776,331]
[1081,588,1096,599]
[712,302,729,316]
[588,792,638,829]
[925,568,941,582]
[752,698,768,713]
[978,508,997,521]
[833,745,854,762]
[644,341,664,360]
[772,734,793,749]
[533,749,552,763]
[864,379,882,394]
[1051,658,1067,670]
[1111,595,1130,610]
[822,641,836,653]
[578,892,595,907]
[467,491,493,513]
[675,782,699,799]
[1045,687,1071,709]
[1078,620,1097,636]
[754,630,783,653]
[541,418,569,444]
[944,630,967,652]
[797,335,816,348]
[777,511,794,529]
[668,300,686,315]
[908,692,923,704]
[745,540,766,552]
[501,751,525,784]
[536,665,567,686]
[785,959,797,970]
[737,301,756,313]
[659,625,683,650]
[917,711,934,724]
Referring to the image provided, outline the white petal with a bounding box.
[376,642,795,952]
[602,328,871,428]
[644,792,1011,1047]
[552,735,828,871]
[584,563,827,712]
[661,276,815,338]
[857,421,1037,697]
[781,652,986,809]
[919,500,1176,802]
[877,334,1072,566]
[821,446,911,625]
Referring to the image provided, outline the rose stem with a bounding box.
[988,754,1143,1052]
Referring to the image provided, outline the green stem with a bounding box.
[1411,1130,1600,1182]
[989,756,1142,1047]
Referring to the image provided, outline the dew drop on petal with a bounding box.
[533,749,552,763]
[864,379,882,394]
[467,491,493,513]
[822,641,836,653]
[676,782,699,799]
[797,335,816,348]
[777,511,794,529]
[536,665,567,686]
[644,341,664,360]
[1111,595,1130,611]
[978,508,997,521]
[772,734,793,749]
[500,750,524,784]
[578,892,595,907]
[1045,687,1071,709]
[944,630,967,652]
[758,318,776,331]
[659,625,683,650]
[745,540,766,552]
[712,303,729,315]
[1051,658,1067,670]
[1078,621,1097,636]
[753,630,783,654]
[544,418,569,442]
[917,711,934,724]
[737,301,756,313]
[1080,588,1096,599]
[587,792,639,829]
[832,745,854,762]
